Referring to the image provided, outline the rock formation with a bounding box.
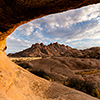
[8,43,100,59]
[80,47,100,59]
[8,42,71,57]
[64,47,100,58]
[0,0,100,51]
[0,0,100,100]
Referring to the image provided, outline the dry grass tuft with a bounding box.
[75,70,100,75]
[9,57,42,61]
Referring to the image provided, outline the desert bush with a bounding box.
[31,70,46,78]
[91,89,100,99]
[63,78,100,99]
[12,60,32,69]
[31,70,54,81]
[75,70,99,75]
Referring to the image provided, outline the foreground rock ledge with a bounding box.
[0,0,100,100]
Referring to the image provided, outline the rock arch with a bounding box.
[0,0,100,100]
[0,0,100,51]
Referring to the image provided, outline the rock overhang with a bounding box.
[0,0,100,51]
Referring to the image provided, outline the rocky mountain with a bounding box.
[63,47,100,59]
[80,47,100,59]
[8,42,72,57]
[8,42,100,59]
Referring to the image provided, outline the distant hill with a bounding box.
[8,42,72,57]
[8,42,100,59]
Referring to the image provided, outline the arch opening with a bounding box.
[0,0,100,52]
[6,3,100,55]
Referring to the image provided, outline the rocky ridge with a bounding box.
[8,42,100,59]
[8,42,72,57]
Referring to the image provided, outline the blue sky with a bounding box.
[6,3,100,54]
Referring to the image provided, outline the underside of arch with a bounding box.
[0,0,100,51]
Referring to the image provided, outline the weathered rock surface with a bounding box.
[0,0,100,100]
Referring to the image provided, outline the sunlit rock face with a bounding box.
[0,0,100,100]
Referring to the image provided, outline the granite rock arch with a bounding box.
[0,0,100,100]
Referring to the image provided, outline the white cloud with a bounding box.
[8,36,15,40]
